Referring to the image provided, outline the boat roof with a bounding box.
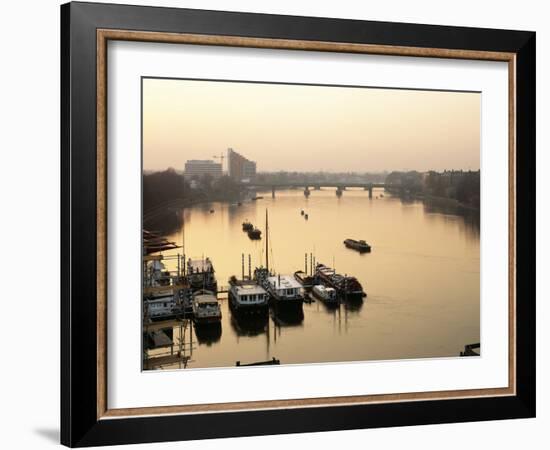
[145,293,175,302]
[314,285,335,292]
[233,283,267,295]
[193,293,218,304]
[317,265,335,275]
[188,258,213,271]
[266,275,302,289]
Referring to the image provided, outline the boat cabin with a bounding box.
[266,275,302,299]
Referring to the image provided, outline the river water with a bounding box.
[154,188,480,369]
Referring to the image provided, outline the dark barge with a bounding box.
[315,263,365,299]
[344,238,372,253]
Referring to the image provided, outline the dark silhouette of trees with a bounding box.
[386,170,480,208]
[143,168,189,213]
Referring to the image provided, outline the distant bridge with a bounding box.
[241,182,387,198]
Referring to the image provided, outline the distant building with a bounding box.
[184,160,222,179]
[227,148,256,182]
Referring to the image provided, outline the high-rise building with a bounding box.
[184,160,222,179]
[227,148,256,182]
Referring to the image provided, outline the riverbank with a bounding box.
[417,193,480,213]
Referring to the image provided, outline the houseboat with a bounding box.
[192,289,222,325]
[144,292,178,320]
[344,238,372,253]
[143,259,178,320]
[187,257,218,292]
[311,284,338,305]
[228,276,269,315]
[263,274,304,307]
[315,263,365,299]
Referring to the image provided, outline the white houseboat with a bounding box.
[143,259,178,319]
[264,275,304,307]
[228,277,269,315]
[311,284,338,305]
[144,292,178,319]
[192,289,222,325]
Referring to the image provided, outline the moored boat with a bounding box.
[344,238,372,253]
[311,284,338,305]
[143,259,178,320]
[144,292,178,320]
[228,276,269,315]
[263,274,304,307]
[315,263,365,299]
[192,289,222,325]
[247,227,262,240]
[242,221,254,232]
[187,257,218,293]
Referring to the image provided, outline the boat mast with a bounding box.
[181,207,185,276]
[265,209,269,272]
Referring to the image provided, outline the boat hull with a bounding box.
[269,295,304,309]
[344,240,371,253]
[229,291,269,316]
[193,315,222,326]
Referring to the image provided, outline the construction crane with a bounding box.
[212,152,225,172]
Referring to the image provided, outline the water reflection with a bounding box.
[194,323,222,345]
[230,313,269,337]
[270,306,305,328]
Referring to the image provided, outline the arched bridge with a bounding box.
[241,182,386,198]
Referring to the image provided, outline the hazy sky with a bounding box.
[143,78,480,173]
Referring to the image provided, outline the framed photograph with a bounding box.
[61,2,536,447]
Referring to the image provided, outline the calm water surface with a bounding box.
[153,189,480,369]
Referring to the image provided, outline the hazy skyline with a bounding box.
[143,78,480,173]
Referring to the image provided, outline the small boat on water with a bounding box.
[248,228,262,240]
[228,276,269,315]
[242,221,254,232]
[192,289,222,325]
[344,238,372,253]
[311,284,338,305]
[315,263,365,299]
[294,270,314,291]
